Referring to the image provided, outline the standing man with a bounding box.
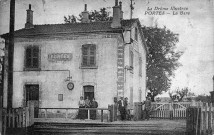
[143,96,152,120]
[90,98,98,120]
[124,97,131,120]
[118,97,126,120]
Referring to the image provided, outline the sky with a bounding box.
[0,0,213,96]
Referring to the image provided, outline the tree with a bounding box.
[142,26,183,101]
[168,87,194,102]
[195,94,211,102]
[88,8,112,22]
[64,7,112,23]
[64,15,77,24]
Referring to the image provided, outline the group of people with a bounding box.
[77,95,151,121]
[77,96,98,120]
[117,96,151,121]
[117,97,131,120]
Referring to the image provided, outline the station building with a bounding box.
[1,1,147,109]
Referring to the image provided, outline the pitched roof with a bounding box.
[1,19,138,38]
[1,18,147,53]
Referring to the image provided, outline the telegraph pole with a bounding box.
[7,0,15,108]
[130,0,134,19]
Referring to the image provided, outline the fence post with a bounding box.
[169,102,173,120]
[0,107,2,135]
[101,110,103,122]
[208,103,212,135]
[87,109,90,120]
[186,106,201,135]
[108,105,113,122]
[113,104,117,121]
[26,101,35,127]
[133,102,141,121]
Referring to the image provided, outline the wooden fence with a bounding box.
[186,103,214,135]
[2,108,27,135]
[200,103,214,135]
[150,102,194,119]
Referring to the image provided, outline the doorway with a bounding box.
[25,84,39,118]
[83,85,94,101]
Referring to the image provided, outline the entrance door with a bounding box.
[83,85,94,101]
[25,84,39,118]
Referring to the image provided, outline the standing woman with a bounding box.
[77,96,85,119]
[90,98,98,120]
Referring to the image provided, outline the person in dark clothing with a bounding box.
[124,97,131,120]
[143,96,152,120]
[90,98,98,120]
[118,97,127,120]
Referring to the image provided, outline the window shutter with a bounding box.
[90,56,95,66]
[82,45,88,55]
[130,51,134,67]
[25,47,32,68]
[139,57,142,76]
[82,56,88,66]
[25,46,40,69]
[135,27,138,41]
[82,44,96,67]
[90,45,96,66]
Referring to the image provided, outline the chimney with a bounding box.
[119,1,123,20]
[111,0,121,28]
[25,4,34,29]
[81,4,90,23]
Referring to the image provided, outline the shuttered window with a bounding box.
[82,44,96,67]
[25,46,40,69]
[130,50,134,68]
[135,27,138,41]
[139,57,142,76]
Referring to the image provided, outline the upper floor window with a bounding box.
[25,46,40,70]
[139,57,142,76]
[135,27,138,41]
[82,44,96,67]
[130,50,134,69]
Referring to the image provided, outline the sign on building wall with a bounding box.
[117,42,125,97]
[48,53,72,62]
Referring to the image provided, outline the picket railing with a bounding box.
[200,103,214,135]
[2,108,27,135]
[35,107,110,122]
[150,102,193,119]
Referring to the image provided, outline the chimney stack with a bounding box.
[111,0,121,28]
[81,4,90,23]
[119,1,123,20]
[25,4,34,29]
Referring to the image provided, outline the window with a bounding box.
[82,44,96,67]
[135,27,138,41]
[130,50,134,68]
[139,57,142,76]
[25,46,40,70]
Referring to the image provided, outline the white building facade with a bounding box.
[1,1,147,109]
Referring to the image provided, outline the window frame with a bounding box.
[135,27,138,42]
[130,50,134,69]
[24,45,41,71]
[81,44,97,68]
[139,57,142,76]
